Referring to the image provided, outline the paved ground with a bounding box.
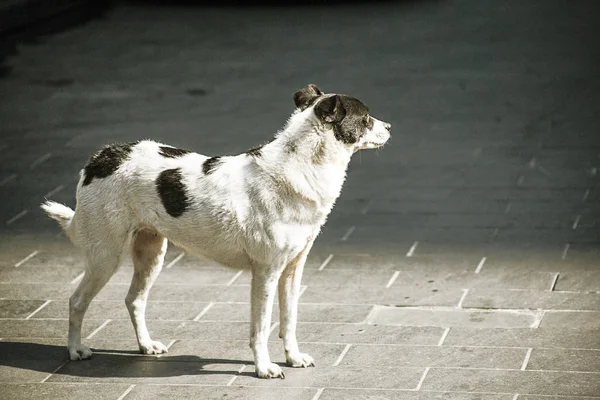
[1,0,600,398]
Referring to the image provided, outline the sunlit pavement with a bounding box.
[1,1,600,398]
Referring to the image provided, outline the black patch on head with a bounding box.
[159,146,191,158]
[246,145,263,157]
[315,95,370,144]
[82,142,137,186]
[293,84,324,110]
[203,156,222,175]
[156,168,190,218]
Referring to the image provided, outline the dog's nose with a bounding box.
[384,123,391,132]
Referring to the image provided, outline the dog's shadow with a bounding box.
[0,342,260,379]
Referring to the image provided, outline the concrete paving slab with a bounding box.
[391,269,557,290]
[340,344,527,369]
[166,339,346,368]
[421,368,600,397]
[319,390,514,400]
[554,271,600,292]
[300,285,464,307]
[127,385,318,400]
[527,348,600,373]
[33,300,210,321]
[94,320,250,342]
[0,319,100,338]
[293,324,445,346]
[463,289,600,311]
[233,366,424,389]
[201,303,373,324]
[443,328,600,349]
[0,300,46,318]
[46,354,235,385]
[539,311,600,329]
[3,383,132,400]
[368,306,543,328]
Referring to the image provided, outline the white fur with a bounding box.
[42,93,390,378]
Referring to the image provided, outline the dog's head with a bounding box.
[293,84,391,152]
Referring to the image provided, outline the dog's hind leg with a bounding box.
[126,228,169,355]
[278,239,315,368]
[69,236,128,361]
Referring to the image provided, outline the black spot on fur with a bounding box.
[293,84,323,110]
[156,168,190,218]
[315,95,370,144]
[159,146,191,158]
[203,156,222,175]
[82,142,137,186]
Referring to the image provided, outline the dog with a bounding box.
[41,84,391,379]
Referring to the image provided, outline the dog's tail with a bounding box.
[41,201,75,235]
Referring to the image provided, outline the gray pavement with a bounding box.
[1,0,600,398]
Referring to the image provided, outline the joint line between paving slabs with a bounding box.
[299,285,308,298]
[406,241,418,257]
[0,173,17,187]
[165,252,185,269]
[7,209,28,225]
[117,384,136,400]
[269,322,279,336]
[512,394,519,400]
[40,359,70,383]
[43,184,65,199]
[318,254,334,271]
[226,365,246,386]
[70,272,85,284]
[341,226,355,241]
[531,311,546,329]
[521,348,533,371]
[475,257,486,274]
[549,273,560,291]
[86,319,111,340]
[582,188,590,202]
[413,367,430,391]
[561,243,570,260]
[385,271,400,289]
[157,340,178,359]
[15,250,39,267]
[572,215,581,230]
[360,200,372,215]
[193,302,214,321]
[438,328,450,346]
[312,388,325,400]
[457,289,468,308]
[227,271,244,286]
[26,300,52,319]
[30,152,52,169]
[333,344,352,366]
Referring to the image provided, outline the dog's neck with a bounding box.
[257,109,352,208]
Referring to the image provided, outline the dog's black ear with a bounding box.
[314,95,346,124]
[293,84,323,110]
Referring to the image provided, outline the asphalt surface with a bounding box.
[1,0,600,398]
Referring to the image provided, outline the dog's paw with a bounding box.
[256,362,286,379]
[286,351,315,368]
[139,340,169,355]
[69,344,92,360]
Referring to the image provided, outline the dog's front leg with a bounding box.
[250,267,284,379]
[278,240,315,368]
